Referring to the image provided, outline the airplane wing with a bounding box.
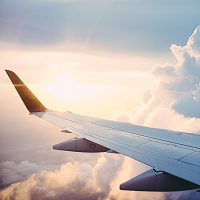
[5,70,200,192]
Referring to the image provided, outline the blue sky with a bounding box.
[1,0,200,199]
[1,0,200,55]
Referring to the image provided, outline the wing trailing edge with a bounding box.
[5,70,46,112]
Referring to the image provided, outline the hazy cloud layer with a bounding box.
[0,0,200,54]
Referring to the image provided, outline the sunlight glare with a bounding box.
[50,65,58,70]
[47,75,102,101]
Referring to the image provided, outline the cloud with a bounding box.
[0,0,200,54]
[187,26,200,57]
[0,160,60,188]
[4,154,199,200]
[110,26,200,126]
[106,157,152,200]
[0,153,125,200]
[0,161,40,187]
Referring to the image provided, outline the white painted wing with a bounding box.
[34,110,200,186]
[5,70,200,188]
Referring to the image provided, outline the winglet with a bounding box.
[5,70,47,112]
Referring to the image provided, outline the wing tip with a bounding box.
[5,69,47,113]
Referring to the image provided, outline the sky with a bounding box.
[1,0,200,199]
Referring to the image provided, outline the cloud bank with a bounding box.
[0,154,124,200]
[111,26,200,131]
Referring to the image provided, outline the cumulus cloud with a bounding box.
[2,154,196,200]
[0,160,59,188]
[187,26,200,57]
[111,26,200,126]
[0,153,124,200]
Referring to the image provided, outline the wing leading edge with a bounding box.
[5,70,200,192]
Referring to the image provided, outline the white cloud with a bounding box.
[187,26,200,57]
[0,154,125,200]
[0,160,57,187]
[111,26,200,126]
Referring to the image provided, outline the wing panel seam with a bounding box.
[66,125,200,170]
[92,122,200,150]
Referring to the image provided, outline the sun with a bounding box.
[50,65,58,70]
[47,74,102,102]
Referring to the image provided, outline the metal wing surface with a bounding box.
[34,110,200,186]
